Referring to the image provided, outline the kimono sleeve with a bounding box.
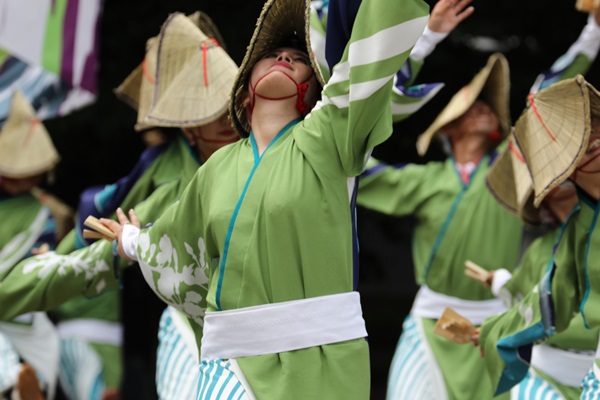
[133,172,210,327]
[530,14,600,93]
[0,239,119,321]
[357,157,431,216]
[478,220,581,395]
[500,234,554,307]
[296,0,429,177]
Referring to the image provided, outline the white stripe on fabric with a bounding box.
[56,319,123,346]
[201,292,366,361]
[160,317,183,398]
[386,315,443,400]
[0,65,59,105]
[168,306,199,363]
[0,207,49,273]
[348,17,429,67]
[510,370,563,400]
[58,338,104,400]
[228,360,256,400]
[309,27,328,74]
[320,74,394,110]
[0,331,20,392]
[390,83,444,115]
[158,310,194,400]
[196,360,251,400]
[327,61,350,86]
[349,75,393,102]
[0,312,59,398]
[581,366,600,400]
[320,93,349,110]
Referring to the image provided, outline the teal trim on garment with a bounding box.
[580,200,600,329]
[215,119,300,310]
[95,183,118,215]
[422,156,485,281]
[540,206,578,333]
[495,321,548,395]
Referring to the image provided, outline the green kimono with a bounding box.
[0,135,201,323]
[47,135,201,388]
[0,192,62,398]
[492,227,599,399]
[358,154,523,399]
[479,192,600,395]
[0,193,50,272]
[127,0,430,397]
[359,155,523,300]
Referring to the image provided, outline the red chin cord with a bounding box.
[487,130,501,141]
[249,71,313,115]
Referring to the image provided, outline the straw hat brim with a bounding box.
[416,53,511,156]
[142,13,238,128]
[114,12,229,131]
[486,135,539,225]
[514,75,600,207]
[0,92,59,178]
[230,0,325,137]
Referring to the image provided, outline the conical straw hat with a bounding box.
[230,0,326,137]
[134,38,159,131]
[0,91,59,178]
[112,37,158,132]
[486,133,538,225]
[114,12,227,131]
[186,11,228,53]
[416,53,511,156]
[513,75,600,207]
[142,13,238,128]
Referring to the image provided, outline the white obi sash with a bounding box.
[201,292,367,361]
[411,285,507,325]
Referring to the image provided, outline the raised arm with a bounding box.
[357,157,435,216]
[530,9,600,93]
[297,0,430,177]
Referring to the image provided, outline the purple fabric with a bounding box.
[60,0,79,87]
[75,141,169,248]
[80,0,102,92]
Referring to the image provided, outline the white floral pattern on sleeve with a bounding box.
[137,232,209,326]
[21,240,111,294]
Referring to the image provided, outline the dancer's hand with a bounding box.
[101,208,140,260]
[428,0,475,34]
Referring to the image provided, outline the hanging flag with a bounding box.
[0,0,103,124]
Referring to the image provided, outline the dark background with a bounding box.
[42,0,600,398]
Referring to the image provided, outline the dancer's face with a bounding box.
[444,100,500,140]
[182,113,238,162]
[247,47,318,108]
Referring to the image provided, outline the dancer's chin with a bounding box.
[252,71,297,99]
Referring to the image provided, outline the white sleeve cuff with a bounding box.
[491,268,513,298]
[410,26,449,62]
[565,14,600,61]
[121,224,140,261]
